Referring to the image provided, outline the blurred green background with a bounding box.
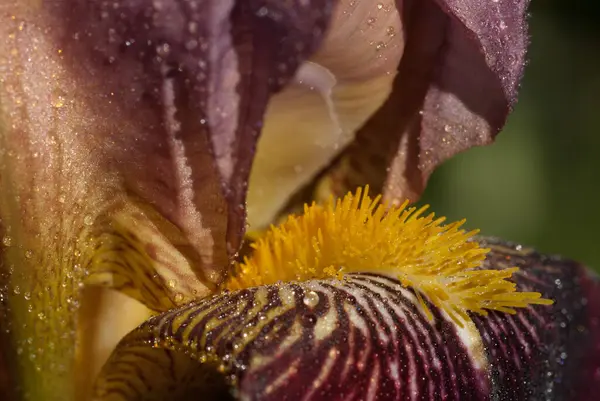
[422,1,600,270]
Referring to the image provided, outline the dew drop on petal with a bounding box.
[303,291,320,308]
[51,90,66,108]
[2,236,12,247]
[83,215,93,226]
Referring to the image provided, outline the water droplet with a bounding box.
[375,41,386,52]
[58,194,66,204]
[167,279,177,289]
[24,250,33,259]
[51,91,66,108]
[386,26,395,37]
[256,7,268,17]
[2,236,12,247]
[37,312,45,320]
[444,124,452,133]
[499,20,507,30]
[174,293,184,303]
[377,3,384,10]
[13,286,20,295]
[185,40,198,50]
[83,215,93,226]
[156,43,171,57]
[367,17,376,26]
[303,291,320,308]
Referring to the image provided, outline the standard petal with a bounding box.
[320,0,530,204]
[246,0,404,229]
[210,0,337,248]
[93,241,599,400]
[0,0,334,399]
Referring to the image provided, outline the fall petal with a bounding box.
[247,0,403,229]
[321,0,529,203]
[0,0,334,398]
[93,239,599,400]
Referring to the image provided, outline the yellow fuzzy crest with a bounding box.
[225,187,553,325]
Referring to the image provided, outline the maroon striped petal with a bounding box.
[473,237,600,400]
[92,238,600,400]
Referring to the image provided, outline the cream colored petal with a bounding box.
[247,0,404,229]
[75,288,152,401]
[313,0,404,80]
[247,63,341,229]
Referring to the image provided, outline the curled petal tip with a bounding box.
[312,0,532,206]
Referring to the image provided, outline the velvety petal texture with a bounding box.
[93,239,600,400]
[0,1,334,399]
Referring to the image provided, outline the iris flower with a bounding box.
[0,0,598,400]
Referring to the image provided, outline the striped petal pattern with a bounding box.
[93,238,600,400]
